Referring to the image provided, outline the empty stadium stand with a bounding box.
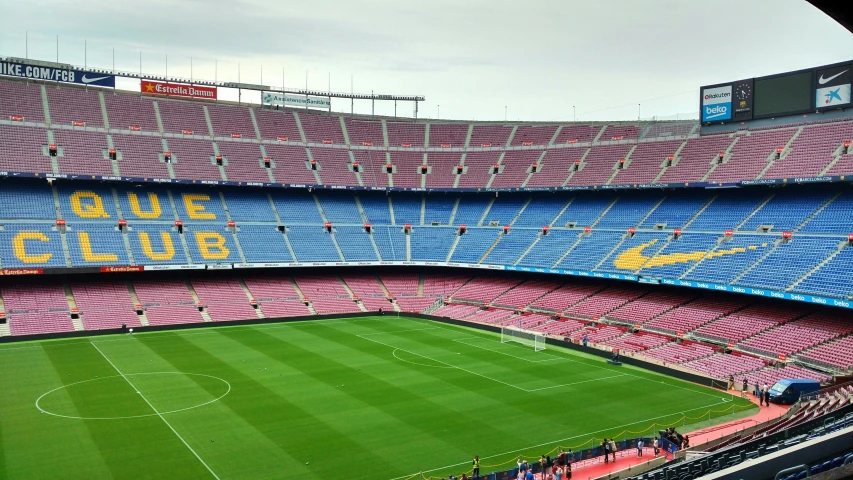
[1,77,853,401]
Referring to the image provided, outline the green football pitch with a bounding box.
[0,316,756,480]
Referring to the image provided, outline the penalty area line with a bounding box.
[90,342,221,480]
[451,338,564,364]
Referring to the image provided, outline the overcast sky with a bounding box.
[1,0,852,122]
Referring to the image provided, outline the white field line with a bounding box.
[525,374,631,392]
[452,338,564,364]
[387,399,732,480]
[358,326,440,336]
[407,319,739,402]
[90,342,221,480]
[392,349,454,369]
[370,318,738,402]
[0,317,381,350]
[359,333,632,394]
[3,316,737,403]
[358,333,529,391]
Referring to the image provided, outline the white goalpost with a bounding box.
[501,326,546,352]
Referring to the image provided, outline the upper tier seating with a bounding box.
[46,86,104,128]
[298,114,346,144]
[206,104,255,138]
[104,93,159,132]
[708,129,797,182]
[3,79,853,191]
[0,80,45,122]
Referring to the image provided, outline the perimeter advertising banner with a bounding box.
[0,60,116,87]
[262,91,331,109]
[141,80,217,100]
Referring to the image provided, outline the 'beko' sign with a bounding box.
[262,92,331,109]
[142,80,217,100]
[701,85,732,122]
[0,60,116,87]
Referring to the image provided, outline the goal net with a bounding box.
[501,326,546,352]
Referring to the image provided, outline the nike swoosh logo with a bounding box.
[613,239,768,270]
[819,70,848,85]
[81,74,110,84]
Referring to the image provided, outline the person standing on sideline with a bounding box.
[565,454,572,479]
[610,439,617,461]
[472,456,480,479]
[583,333,589,347]
[557,448,566,468]
[764,386,771,407]
[554,465,563,480]
[602,439,609,463]
[637,438,644,457]
[653,437,659,456]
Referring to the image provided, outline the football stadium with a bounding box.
[2,2,853,479]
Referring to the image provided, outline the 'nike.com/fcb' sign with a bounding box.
[0,60,116,87]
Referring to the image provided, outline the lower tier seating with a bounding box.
[0,271,849,387]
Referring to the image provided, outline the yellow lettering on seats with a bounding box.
[127,193,162,219]
[194,232,230,260]
[183,194,216,220]
[139,232,175,261]
[78,232,119,262]
[71,191,110,218]
[13,232,52,263]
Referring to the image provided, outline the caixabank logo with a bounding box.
[702,85,732,122]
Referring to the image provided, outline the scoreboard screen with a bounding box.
[700,60,852,125]
[753,72,813,118]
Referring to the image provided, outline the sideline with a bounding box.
[386,399,732,480]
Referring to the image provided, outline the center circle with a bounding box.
[36,372,231,420]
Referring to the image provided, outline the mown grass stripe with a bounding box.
[137,332,398,480]
[41,342,212,480]
[224,325,514,461]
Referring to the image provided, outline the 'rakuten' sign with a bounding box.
[701,85,731,122]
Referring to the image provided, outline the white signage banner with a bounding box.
[262,92,331,109]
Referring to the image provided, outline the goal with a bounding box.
[501,326,546,352]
